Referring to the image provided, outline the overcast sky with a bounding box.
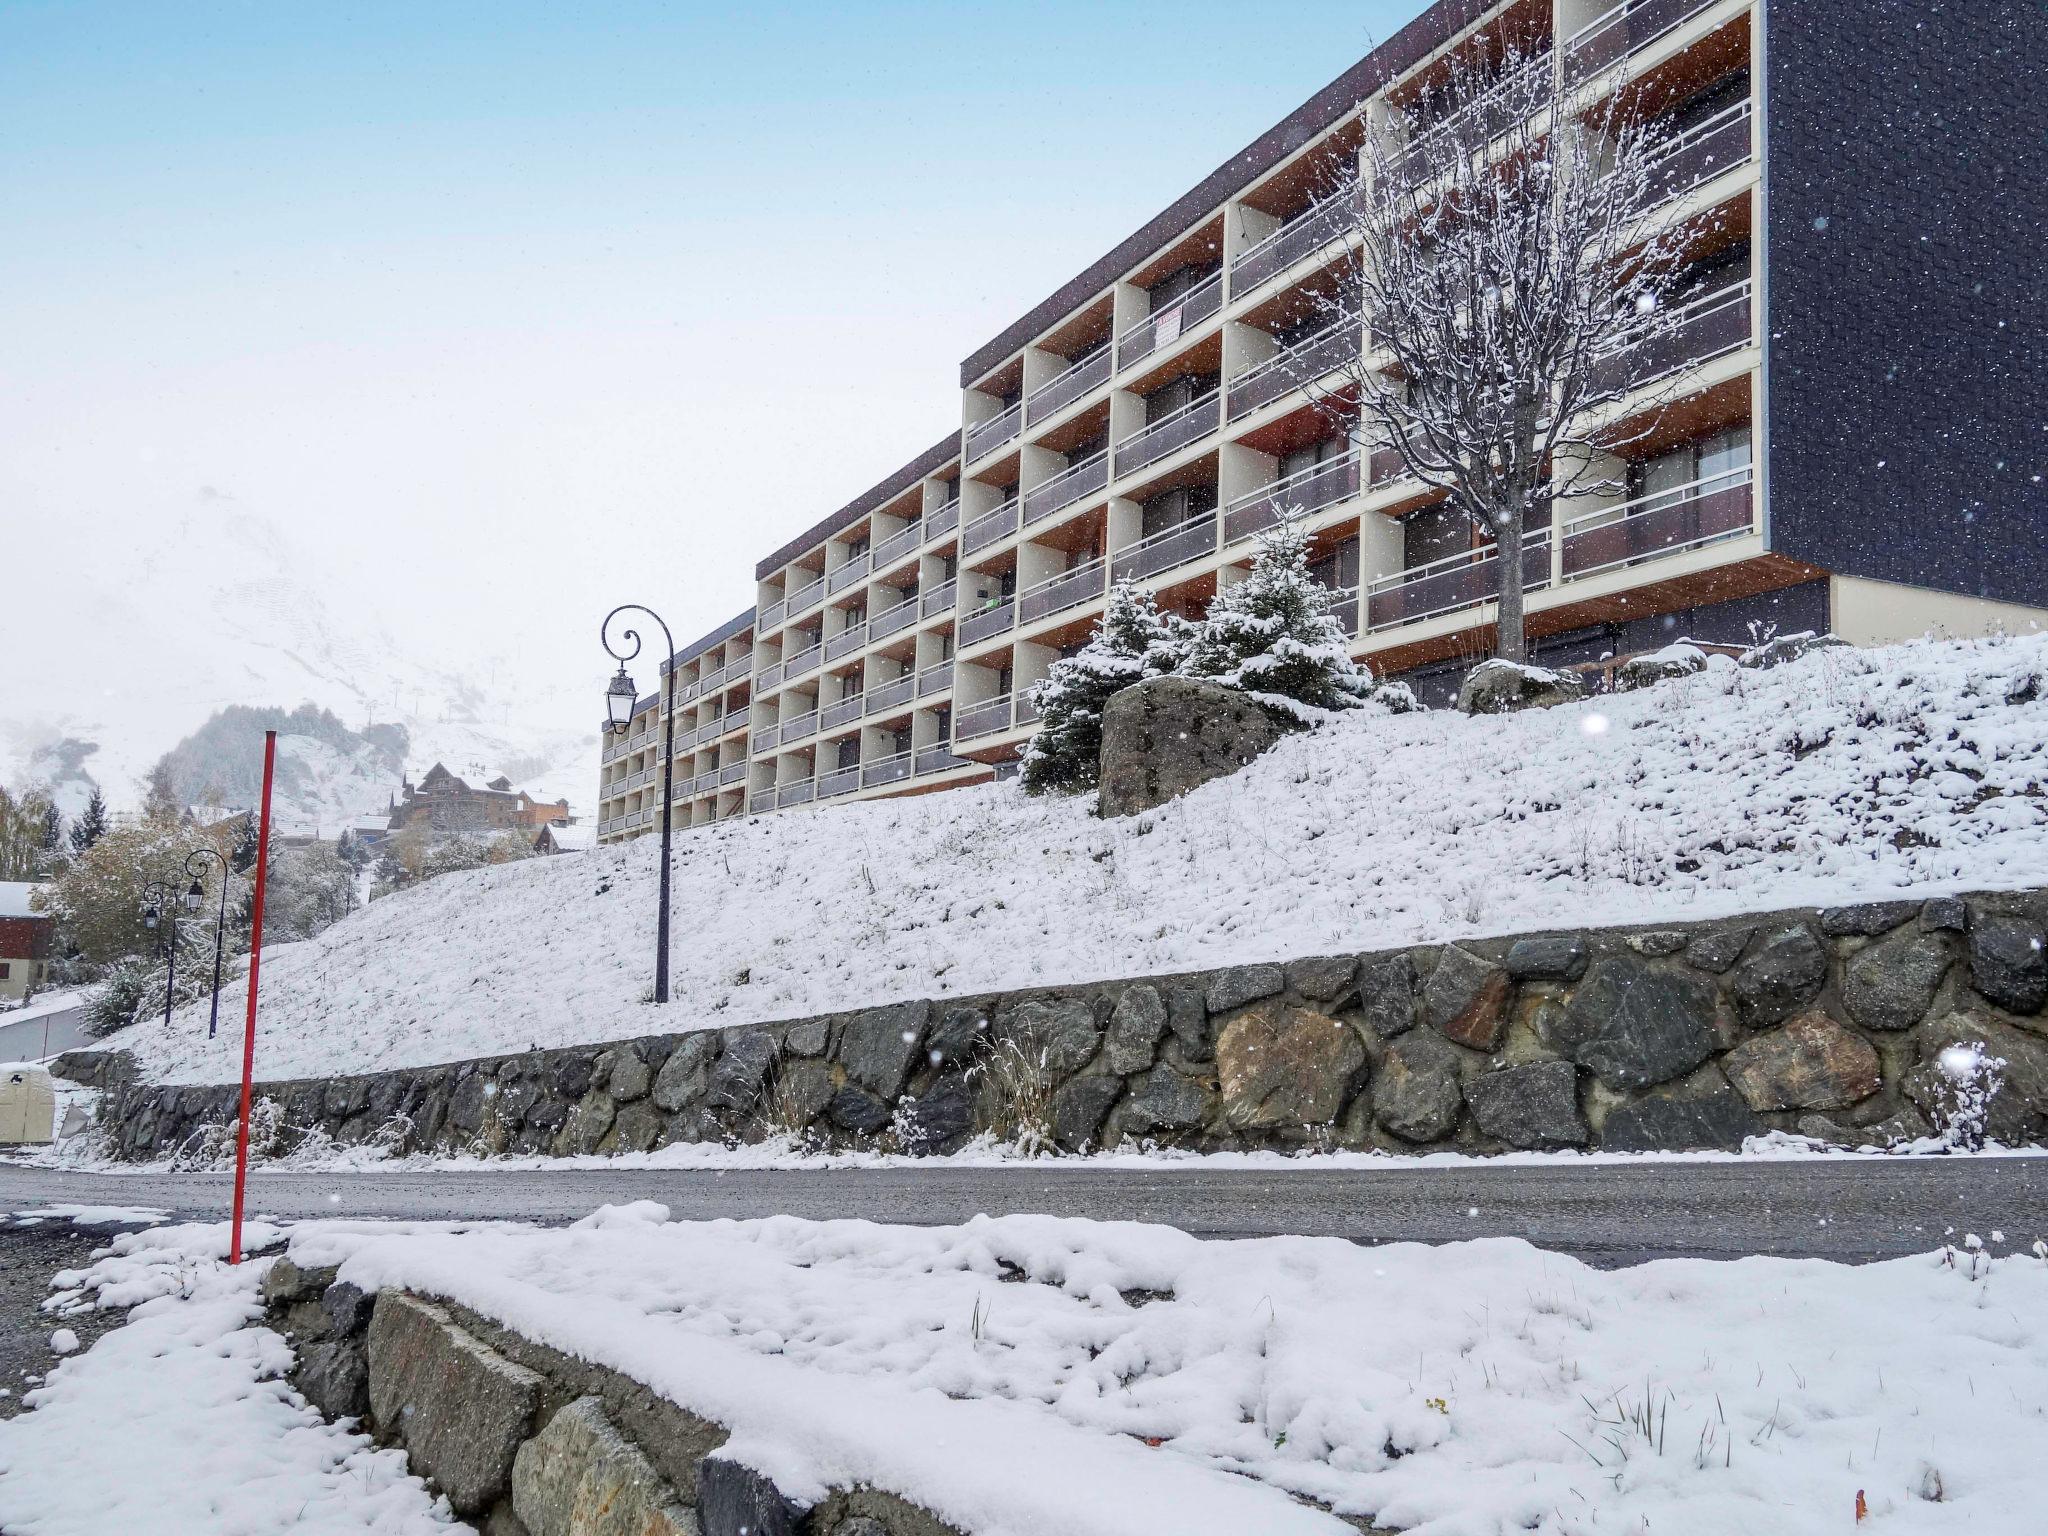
[2,0,1422,712]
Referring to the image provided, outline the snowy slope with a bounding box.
[0,495,595,825]
[107,633,2048,1085]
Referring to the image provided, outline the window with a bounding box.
[1279,435,1347,480]
[1141,484,1218,537]
[1628,425,1753,501]
[0,963,9,981]
[835,737,861,770]
[1403,505,1473,570]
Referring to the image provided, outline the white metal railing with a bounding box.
[1230,317,1353,395]
[1230,185,1359,288]
[1634,98,1753,208]
[1592,279,1753,390]
[1395,50,1552,177]
[1566,0,1722,81]
[1026,346,1113,421]
[966,400,1024,461]
[956,693,1015,741]
[1223,449,1361,543]
[918,661,954,696]
[861,749,915,788]
[1560,464,1755,580]
[1321,583,1362,638]
[962,498,1020,553]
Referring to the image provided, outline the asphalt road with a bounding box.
[2,1157,2044,1266]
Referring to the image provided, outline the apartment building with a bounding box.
[600,0,2044,844]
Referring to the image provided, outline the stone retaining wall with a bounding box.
[62,889,2048,1161]
[262,1258,963,1536]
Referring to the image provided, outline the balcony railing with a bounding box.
[755,660,784,691]
[1115,392,1220,478]
[870,595,919,640]
[749,789,776,814]
[1389,50,1552,188]
[786,575,825,615]
[921,578,957,617]
[1118,268,1224,371]
[926,499,960,539]
[1639,99,1752,210]
[720,761,746,786]
[720,705,750,732]
[821,696,863,731]
[1230,186,1358,294]
[956,694,1014,741]
[918,661,953,697]
[1111,512,1218,583]
[1015,694,1041,727]
[862,750,915,789]
[1026,347,1113,424]
[1589,279,1752,396]
[1561,465,1755,579]
[962,498,1019,554]
[871,521,921,571]
[1566,0,1722,84]
[959,595,1016,647]
[1023,449,1109,525]
[915,744,970,776]
[1321,583,1362,638]
[757,598,786,631]
[825,622,867,662]
[751,727,779,755]
[966,400,1023,463]
[1018,557,1107,626]
[1366,526,1553,632]
[777,780,815,809]
[828,552,871,595]
[1223,451,1361,545]
[779,711,818,744]
[1228,320,1359,421]
[866,673,916,715]
[782,641,823,678]
[818,765,862,800]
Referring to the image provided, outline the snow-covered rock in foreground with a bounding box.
[106,633,2048,1085]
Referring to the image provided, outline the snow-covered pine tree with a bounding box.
[1020,581,1182,796]
[1182,517,1409,714]
[69,788,109,854]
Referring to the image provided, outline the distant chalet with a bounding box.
[387,764,569,836]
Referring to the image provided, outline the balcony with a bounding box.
[828,552,871,595]
[1015,693,1041,727]
[966,401,1024,463]
[758,598,786,631]
[749,789,776,815]
[1118,268,1224,372]
[782,641,823,678]
[1230,187,1358,295]
[1561,464,1755,579]
[786,574,825,615]
[1116,392,1221,478]
[866,673,916,715]
[926,499,960,539]
[1566,0,1723,85]
[751,726,779,755]
[720,704,750,733]
[1640,98,1753,210]
[821,695,863,731]
[870,595,919,641]
[818,764,862,800]
[1366,526,1553,632]
[1023,449,1109,526]
[962,498,1019,555]
[825,621,867,662]
[871,522,922,573]
[862,750,915,789]
[720,761,747,786]
[915,744,970,776]
[1018,557,1107,626]
[922,578,957,617]
[1026,347,1113,424]
[959,595,1016,647]
[1223,451,1361,544]
[1111,512,1218,583]
[779,711,818,745]
[777,780,815,809]
[956,694,1015,742]
[918,661,954,697]
[755,660,783,691]
[1321,583,1362,638]
[1589,279,1752,397]
[1228,320,1359,421]
[1389,50,1553,189]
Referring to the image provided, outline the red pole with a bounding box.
[229,730,277,1266]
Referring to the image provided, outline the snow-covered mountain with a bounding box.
[1,492,596,831]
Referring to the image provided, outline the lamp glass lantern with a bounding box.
[183,878,205,914]
[143,906,160,930]
[605,665,638,733]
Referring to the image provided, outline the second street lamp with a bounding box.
[601,603,677,1004]
[184,845,233,1040]
[140,878,177,1028]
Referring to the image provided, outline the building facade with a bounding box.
[391,764,571,836]
[599,0,2045,845]
[0,884,53,1003]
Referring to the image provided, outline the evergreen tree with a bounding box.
[228,812,261,873]
[69,787,109,854]
[1182,518,1411,714]
[141,761,182,824]
[1020,582,1182,796]
[37,799,65,865]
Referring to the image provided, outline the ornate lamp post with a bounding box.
[183,846,233,1040]
[140,878,177,1028]
[602,604,678,1004]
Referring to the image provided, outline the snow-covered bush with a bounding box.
[259,840,359,943]
[84,950,218,1037]
[1021,582,1186,796]
[374,822,535,897]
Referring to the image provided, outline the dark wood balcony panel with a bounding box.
[1562,480,1754,579]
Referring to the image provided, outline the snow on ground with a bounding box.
[103,633,2048,1085]
[0,1221,466,1536]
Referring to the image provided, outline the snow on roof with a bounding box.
[544,824,597,852]
[0,884,44,920]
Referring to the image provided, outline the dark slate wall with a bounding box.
[1763,1,2047,607]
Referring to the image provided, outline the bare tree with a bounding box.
[1292,43,1716,661]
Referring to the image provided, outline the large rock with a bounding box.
[512,1396,695,1536]
[1727,925,1830,1027]
[605,1048,652,1103]
[1722,1012,1881,1111]
[993,999,1100,1077]
[556,1090,616,1155]
[1503,935,1590,982]
[1613,643,1707,694]
[706,1029,779,1111]
[1050,1075,1125,1151]
[1422,946,1512,1051]
[1120,1067,1213,1134]
[1560,956,1720,1089]
[1739,630,1848,670]
[1913,1011,2048,1121]
[1358,955,1418,1039]
[1968,915,2048,1015]
[773,1058,837,1127]
[1206,964,1285,1014]
[1214,1001,1365,1129]
[366,1293,541,1515]
[897,1075,975,1155]
[826,1087,892,1135]
[1600,1085,1764,1152]
[1456,660,1587,715]
[1842,930,1952,1032]
[650,1034,721,1113]
[1286,954,1360,1005]
[609,1099,666,1154]
[1684,926,1754,975]
[1819,901,1922,938]
[925,1008,986,1071]
[1464,1062,1587,1149]
[1373,1030,1465,1143]
[1105,986,1168,1074]
[837,1002,930,1098]
[1097,676,1293,816]
[293,1338,369,1420]
[698,1457,808,1536]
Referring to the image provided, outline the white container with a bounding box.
[0,1063,55,1146]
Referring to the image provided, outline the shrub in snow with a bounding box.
[1181,518,1411,715]
[1456,658,1588,715]
[84,950,218,1038]
[1933,1042,2007,1151]
[1740,630,1850,670]
[1021,582,1186,796]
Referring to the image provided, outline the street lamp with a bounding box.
[601,603,677,1004]
[184,846,233,1040]
[140,879,177,1028]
